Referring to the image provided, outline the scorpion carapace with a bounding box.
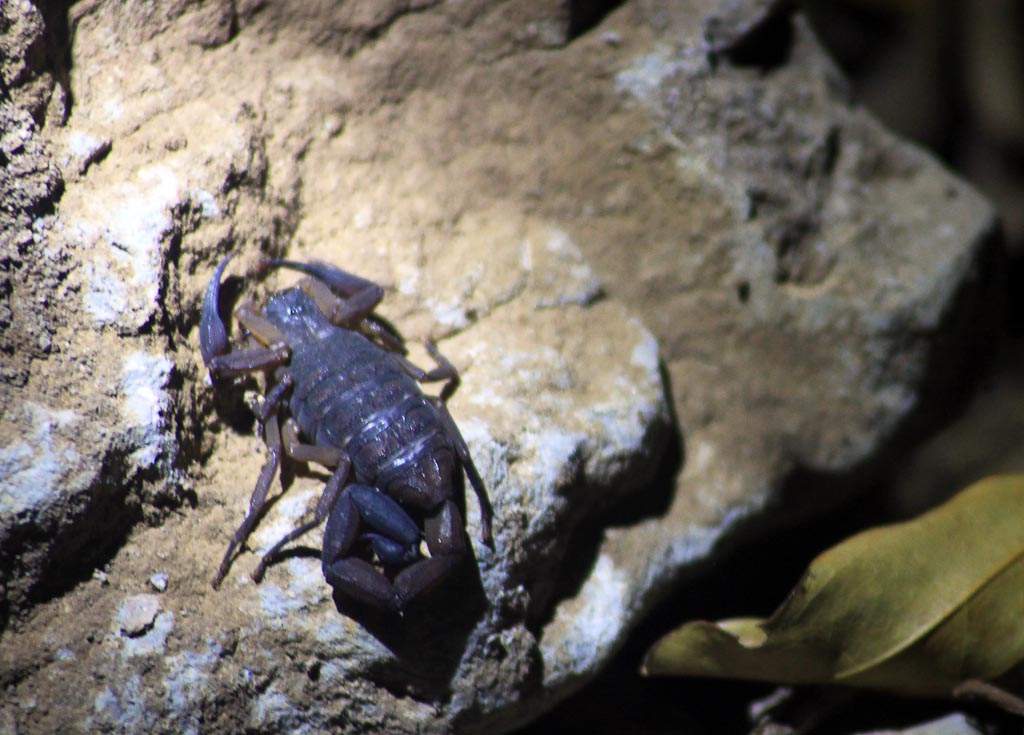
[200,253,494,614]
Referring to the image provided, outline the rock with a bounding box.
[855,713,984,735]
[116,594,161,637]
[0,1,996,735]
[149,573,169,593]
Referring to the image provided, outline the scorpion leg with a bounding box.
[206,301,293,379]
[250,424,350,582]
[204,304,291,380]
[394,500,467,607]
[250,373,294,423]
[300,275,407,354]
[212,413,283,589]
[207,344,290,380]
[281,418,348,467]
[212,373,295,588]
[359,318,407,355]
[252,450,352,583]
[397,341,460,400]
[299,276,383,327]
[236,303,289,346]
[429,396,493,546]
[405,340,494,547]
[399,340,494,546]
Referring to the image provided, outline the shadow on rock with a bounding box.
[336,548,489,701]
[526,359,685,634]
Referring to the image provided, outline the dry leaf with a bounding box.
[643,475,1024,711]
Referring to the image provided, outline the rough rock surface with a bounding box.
[0,1,996,734]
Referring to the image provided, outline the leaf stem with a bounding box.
[953,679,1024,716]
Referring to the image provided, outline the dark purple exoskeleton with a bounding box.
[200,254,494,614]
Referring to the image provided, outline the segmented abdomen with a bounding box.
[286,327,449,484]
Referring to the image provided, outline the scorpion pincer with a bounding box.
[200,254,493,614]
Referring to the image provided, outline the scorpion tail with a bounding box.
[259,258,384,302]
[199,253,233,367]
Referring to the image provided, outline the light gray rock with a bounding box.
[855,713,985,735]
[116,594,161,637]
[0,1,996,734]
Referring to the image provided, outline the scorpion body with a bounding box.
[279,291,443,484]
[200,255,493,613]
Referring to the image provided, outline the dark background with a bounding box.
[516,2,1024,733]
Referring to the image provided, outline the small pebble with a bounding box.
[149,572,169,592]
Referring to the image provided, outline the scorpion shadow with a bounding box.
[270,547,486,698]
[334,547,488,699]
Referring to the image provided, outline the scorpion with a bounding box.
[199,254,494,613]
